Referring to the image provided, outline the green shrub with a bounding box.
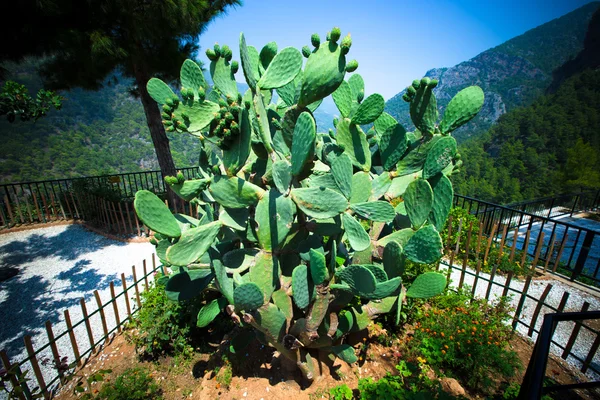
[96,368,161,400]
[329,383,353,400]
[126,278,198,358]
[410,291,522,392]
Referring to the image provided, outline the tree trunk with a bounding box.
[132,62,177,204]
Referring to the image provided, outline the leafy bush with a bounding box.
[96,368,162,400]
[410,290,522,391]
[126,278,198,358]
[329,383,353,400]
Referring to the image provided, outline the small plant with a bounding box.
[410,291,522,392]
[329,383,353,400]
[0,365,44,399]
[95,367,162,400]
[72,368,112,399]
[125,279,197,359]
[215,361,232,390]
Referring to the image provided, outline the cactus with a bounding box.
[136,28,483,382]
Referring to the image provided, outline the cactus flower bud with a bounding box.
[164,175,178,185]
[165,98,174,107]
[330,27,341,42]
[198,87,206,102]
[402,93,411,102]
[311,33,320,48]
[162,104,172,113]
[230,121,239,133]
[166,126,176,132]
[412,79,421,89]
[149,238,158,246]
[326,31,331,41]
[333,117,339,128]
[302,46,311,58]
[407,86,417,96]
[221,45,232,61]
[345,59,358,72]
[176,171,185,183]
[244,100,251,109]
[357,89,364,103]
[206,48,218,61]
[429,79,438,88]
[421,77,430,86]
[213,43,221,57]
[218,98,227,108]
[231,60,239,73]
[340,34,352,55]
[225,112,234,122]
[161,112,170,120]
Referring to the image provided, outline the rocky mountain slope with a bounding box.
[384,2,600,143]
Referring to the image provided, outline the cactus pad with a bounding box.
[342,212,371,251]
[134,190,181,238]
[147,78,176,104]
[272,160,292,194]
[439,86,484,134]
[331,344,357,364]
[428,174,453,232]
[336,119,371,171]
[213,260,234,304]
[298,39,346,107]
[291,111,316,176]
[309,248,328,284]
[290,187,348,219]
[209,176,265,209]
[350,201,396,223]
[332,80,353,118]
[197,297,228,328]
[404,178,434,229]
[292,264,314,309]
[255,190,295,250]
[423,136,457,179]
[257,47,303,90]
[383,241,405,278]
[234,282,265,311]
[331,153,353,199]
[406,272,446,298]
[166,269,215,301]
[350,172,371,204]
[166,221,221,266]
[336,264,377,296]
[351,93,385,125]
[379,124,408,171]
[404,225,443,264]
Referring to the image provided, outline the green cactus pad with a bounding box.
[259,42,278,72]
[439,86,484,134]
[370,172,392,201]
[379,124,408,171]
[331,153,353,199]
[298,40,346,107]
[275,75,299,107]
[222,108,252,176]
[373,112,397,135]
[350,172,371,204]
[348,74,364,102]
[155,239,170,264]
[335,311,354,339]
[428,174,453,232]
[256,303,287,343]
[385,172,420,200]
[290,111,316,176]
[351,93,385,125]
[406,272,446,298]
[223,248,260,272]
[407,80,438,135]
[351,306,371,331]
[342,213,371,251]
[362,264,388,282]
[166,269,215,301]
[239,33,258,90]
[336,264,377,296]
[311,217,342,236]
[175,100,220,134]
[350,201,395,223]
[166,221,222,266]
[249,251,277,302]
[180,59,207,97]
[272,289,293,322]
[290,187,348,219]
[218,207,249,231]
[234,282,265,311]
[197,297,228,328]
[209,176,265,209]
[404,225,443,264]
[332,80,353,118]
[146,78,176,104]
[213,260,234,304]
[309,248,328,285]
[331,344,357,364]
[255,189,295,250]
[210,57,238,99]
[167,178,209,202]
[423,136,457,179]
[366,277,402,300]
[377,228,415,248]
[252,91,274,154]
[404,178,434,229]
[272,160,292,194]
[257,47,303,90]
[134,190,181,238]
[336,119,371,171]
[383,241,405,278]
[292,264,314,309]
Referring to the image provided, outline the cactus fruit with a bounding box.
[311,33,320,48]
[137,28,483,382]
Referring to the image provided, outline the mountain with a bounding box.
[384,2,600,143]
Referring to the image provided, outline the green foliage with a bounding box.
[329,384,353,400]
[0,80,62,122]
[410,291,522,392]
[133,28,483,382]
[453,70,600,203]
[95,368,162,400]
[0,366,44,399]
[126,279,199,359]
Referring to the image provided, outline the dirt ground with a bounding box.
[52,325,599,400]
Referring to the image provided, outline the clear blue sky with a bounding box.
[198,0,597,100]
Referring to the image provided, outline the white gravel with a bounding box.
[0,224,155,395]
[442,261,600,381]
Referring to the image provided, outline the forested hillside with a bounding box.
[385,2,599,143]
[452,69,600,203]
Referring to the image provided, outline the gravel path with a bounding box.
[443,262,600,381]
[0,224,154,394]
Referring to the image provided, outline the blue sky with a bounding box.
[198,0,596,100]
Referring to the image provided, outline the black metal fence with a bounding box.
[454,194,600,285]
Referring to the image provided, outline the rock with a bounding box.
[440,377,465,397]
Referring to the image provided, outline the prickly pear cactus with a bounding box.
[136,27,484,381]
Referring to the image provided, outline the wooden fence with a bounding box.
[0,256,160,399]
